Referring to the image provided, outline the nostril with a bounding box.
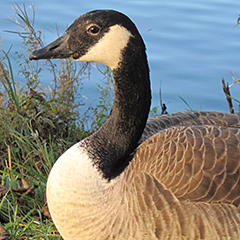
[73,53,80,59]
[49,45,59,51]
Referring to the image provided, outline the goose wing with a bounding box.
[123,123,240,238]
[126,168,240,239]
[140,111,240,143]
[133,123,240,205]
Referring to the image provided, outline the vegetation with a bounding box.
[0,3,114,239]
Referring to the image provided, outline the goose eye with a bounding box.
[87,25,100,35]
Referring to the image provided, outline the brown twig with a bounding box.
[159,87,168,114]
[161,103,168,115]
[222,78,234,114]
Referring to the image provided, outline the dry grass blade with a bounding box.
[0,186,8,198]
[229,70,240,87]
[0,226,13,240]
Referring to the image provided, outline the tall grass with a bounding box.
[0,3,114,239]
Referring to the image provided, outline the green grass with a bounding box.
[0,3,115,239]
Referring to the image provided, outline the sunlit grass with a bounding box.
[0,3,114,238]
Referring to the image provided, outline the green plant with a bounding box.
[91,66,114,130]
[0,3,114,238]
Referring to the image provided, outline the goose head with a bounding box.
[30,10,145,70]
[30,10,151,180]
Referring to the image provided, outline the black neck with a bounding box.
[82,37,151,180]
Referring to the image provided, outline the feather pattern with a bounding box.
[105,116,240,239]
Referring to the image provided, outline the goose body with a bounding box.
[29,10,240,239]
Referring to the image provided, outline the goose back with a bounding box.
[112,119,240,239]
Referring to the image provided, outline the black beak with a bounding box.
[29,33,74,60]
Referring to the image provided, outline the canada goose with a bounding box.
[29,10,240,240]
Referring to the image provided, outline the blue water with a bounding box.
[1,1,240,113]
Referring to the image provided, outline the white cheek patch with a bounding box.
[76,25,133,70]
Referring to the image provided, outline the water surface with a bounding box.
[1,1,240,113]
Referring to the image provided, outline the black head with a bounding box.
[29,10,144,69]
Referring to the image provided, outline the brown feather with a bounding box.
[113,111,240,238]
